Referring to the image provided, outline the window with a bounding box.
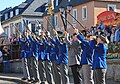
[4,26,8,35]
[82,6,87,21]
[19,22,22,33]
[56,0,58,6]
[5,13,8,20]
[10,11,13,18]
[73,9,77,23]
[15,9,19,15]
[31,24,36,33]
[10,23,14,34]
[4,26,10,38]
[54,15,58,27]
[108,4,116,12]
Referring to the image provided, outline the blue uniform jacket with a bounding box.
[43,39,52,61]
[92,42,108,69]
[38,42,45,60]
[77,34,94,65]
[56,37,68,64]
[24,37,32,58]
[49,38,59,61]
[19,37,27,58]
[29,35,39,58]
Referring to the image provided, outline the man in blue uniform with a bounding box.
[19,33,30,81]
[36,35,46,84]
[41,32,54,84]
[53,30,69,84]
[28,33,40,83]
[47,32,61,84]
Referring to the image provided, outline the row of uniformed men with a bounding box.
[19,28,108,84]
[19,30,69,84]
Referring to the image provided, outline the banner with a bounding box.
[97,11,120,26]
[0,22,4,35]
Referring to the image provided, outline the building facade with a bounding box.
[0,0,48,38]
[43,0,120,34]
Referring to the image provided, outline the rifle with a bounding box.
[45,17,55,29]
[23,19,32,33]
[60,14,76,30]
[67,12,86,30]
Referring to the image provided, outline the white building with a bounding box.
[0,0,48,38]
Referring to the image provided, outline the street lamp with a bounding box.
[66,4,86,30]
[59,4,72,14]
[59,6,68,31]
[67,4,72,12]
[59,7,65,14]
[59,4,72,31]
[59,1,86,31]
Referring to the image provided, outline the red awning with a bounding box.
[97,11,120,26]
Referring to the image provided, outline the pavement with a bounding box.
[0,73,120,84]
[0,73,30,84]
[0,79,19,84]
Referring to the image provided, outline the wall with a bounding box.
[2,16,43,38]
[6,59,120,82]
[43,1,95,34]
[107,59,120,82]
[94,1,120,26]
[44,1,120,35]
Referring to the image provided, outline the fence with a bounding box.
[0,42,21,61]
[0,41,21,73]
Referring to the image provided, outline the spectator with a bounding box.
[97,20,105,32]
[10,34,18,44]
[95,27,104,36]
[110,29,115,43]
[3,36,10,44]
[114,24,120,45]
[90,26,96,35]
[104,28,111,41]
[2,47,10,60]
[2,36,10,51]
[0,47,3,63]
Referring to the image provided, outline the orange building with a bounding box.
[43,0,120,34]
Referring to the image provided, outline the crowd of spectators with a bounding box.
[89,21,120,45]
[0,34,20,62]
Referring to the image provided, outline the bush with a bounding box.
[107,43,120,59]
[107,53,120,59]
[108,43,120,53]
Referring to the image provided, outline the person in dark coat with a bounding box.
[64,32,82,84]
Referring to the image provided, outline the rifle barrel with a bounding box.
[60,14,76,29]
[68,12,86,30]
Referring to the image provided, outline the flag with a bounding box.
[0,22,4,35]
[47,0,54,15]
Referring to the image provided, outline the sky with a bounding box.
[0,0,26,11]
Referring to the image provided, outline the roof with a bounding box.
[0,7,12,15]
[43,0,91,16]
[22,0,48,16]
[0,32,7,37]
[35,3,47,13]
[54,0,91,12]
[43,0,120,16]
[0,0,34,22]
